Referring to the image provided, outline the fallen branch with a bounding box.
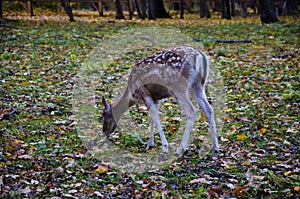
[192,38,252,43]
[271,53,295,59]
[215,40,252,43]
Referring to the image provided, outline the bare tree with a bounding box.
[259,0,278,23]
[199,0,211,18]
[146,0,155,19]
[0,0,2,18]
[180,0,184,19]
[61,0,75,21]
[221,0,231,19]
[141,0,147,19]
[151,0,171,18]
[114,0,125,19]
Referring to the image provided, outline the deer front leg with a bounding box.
[146,101,160,150]
[144,97,169,153]
[176,95,197,155]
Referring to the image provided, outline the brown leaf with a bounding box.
[233,186,247,196]
[84,188,94,196]
[142,181,156,189]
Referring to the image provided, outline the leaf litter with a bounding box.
[0,12,299,198]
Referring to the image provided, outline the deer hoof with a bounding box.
[146,144,154,151]
[214,145,220,153]
[162,144,169,153]
[176,146,186,155]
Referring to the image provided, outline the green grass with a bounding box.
[1,13,299,198]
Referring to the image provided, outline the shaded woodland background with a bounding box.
[1,0,299,22]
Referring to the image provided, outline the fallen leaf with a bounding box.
[189,178,211,184]
[84,188,95,196]
[95,165,108,173]
[18,155,32,159]
[233,186,247,196]
[227,183,235,189]
[142,181,156,189]
[237,134,248,140]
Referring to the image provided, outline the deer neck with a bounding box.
[111,86,133,124]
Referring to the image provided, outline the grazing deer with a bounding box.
[102,46,219,154]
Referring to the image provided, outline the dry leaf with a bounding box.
[18,155,32,159]
[189,178,211,184]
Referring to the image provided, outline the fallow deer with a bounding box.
[101,46,219,154]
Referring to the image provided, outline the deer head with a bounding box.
[102,96,117,136]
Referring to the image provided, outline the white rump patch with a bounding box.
[195,54,202,73]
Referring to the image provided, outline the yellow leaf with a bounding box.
[274,77,281,81]
[284,171,291,176]
[242,162,251,166]
[259,128,267,133]
[294,186,300,192]
[95,166,108,173]
[237,134,248,141]
[224,108,232,112]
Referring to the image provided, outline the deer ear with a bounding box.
[102,95,110,110]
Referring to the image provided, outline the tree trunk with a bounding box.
[61,0,75,21]
[259,0,279,23]
[151,0,171,18]
[231,0,235,16]
[0,0,2,18]
[141,0,147,19]
[98,0,104,16]
[221,0,231,19]
[213,0,222,11]
[114,0,125,19]
[180,0,184,19]
[134,0,142,18]
[146,0,155,19]
[286,0,297,15]
[127,0,133,19]
[199,0,211,18]
[28,0,34,16]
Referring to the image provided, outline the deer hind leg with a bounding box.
[175,94,197,155]
[193,86,219,152]
[144,97,168,153]
[146,100,160,150]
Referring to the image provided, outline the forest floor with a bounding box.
[0,10,299,198]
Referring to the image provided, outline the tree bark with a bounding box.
[259,0,279,23]
[134,0,142,18]
[151,0,171,18]
[180,0,184,19]
[199,0,211,18]
[114,0,125,19]
[127,0,133,19]
[286,0,297,15]
[141,0,147,19]
[61,0,75,21]
[0,0,3,18]
[98,0,104,16]
[231,0,235,16]
[146,0,155,19]
[221,0,231,19]
[28,0,34,16]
